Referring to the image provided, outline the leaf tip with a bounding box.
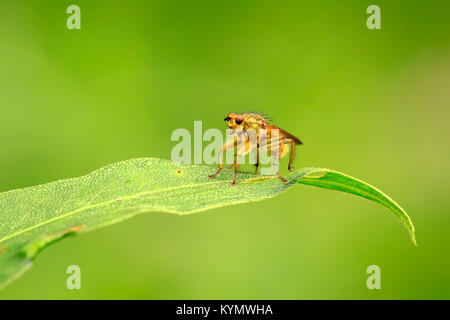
[410,230,417,247]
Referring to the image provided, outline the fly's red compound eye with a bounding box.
[235,115,244,125]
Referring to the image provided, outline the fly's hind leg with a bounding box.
[277,171,288,184]
[208,149,223,178]
[288,139,295,172]
[273,151,289,184]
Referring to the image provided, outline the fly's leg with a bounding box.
[288,139,295,172]
[273,150,289,184]
[277,171,288,184]
[231,153,239,186]
[209,138,236,178]
[231,134,251,186]
[255,143,260,174]
[208,145,223,178]
[226,142,239,169]
[252,133,259,174]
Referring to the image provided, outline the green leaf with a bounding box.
[297,168,416,246]
[0,158,415,289]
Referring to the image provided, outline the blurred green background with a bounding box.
[0,0,449,299]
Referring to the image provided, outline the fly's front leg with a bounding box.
[226,142,238,169]
[230,133,253,185]
[208,147,223,178]
[209,137,236,179]
[231,153,239,186]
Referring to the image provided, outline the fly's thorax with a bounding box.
[244,121,261,132]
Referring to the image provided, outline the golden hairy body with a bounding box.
[209,112,302,185]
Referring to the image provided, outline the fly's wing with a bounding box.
[235,130,289,164]
[235,132,287,165]
[254,129,284,157]
[266,125,302,145]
